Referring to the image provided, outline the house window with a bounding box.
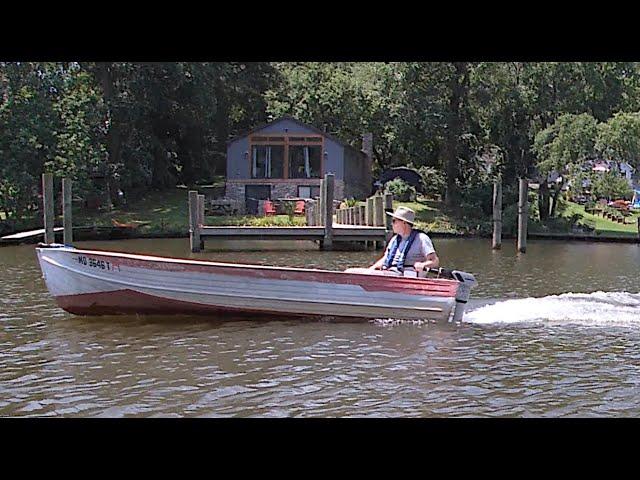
[298,185,320,199]
[289,145,321,179]
[251,145,284,178]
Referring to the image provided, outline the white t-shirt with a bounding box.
[385,231,435,270]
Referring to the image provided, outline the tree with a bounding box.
[596,111,640,169]
[533,113,599,217]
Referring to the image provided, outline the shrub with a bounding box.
[385,177,416,202]
[417,166,446,198]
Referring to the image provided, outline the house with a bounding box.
[225,116,373,214]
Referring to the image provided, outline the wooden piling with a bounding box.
[198,194,205,250]
[492,179,502,250]
[517,178,528,253]
[358,205,366,226]
[384,193,393,242]
[373,195,385,249]
[322,174,334,249]
[366,197,374,227]
[42,173,54,244]
[318,179,325,227]
[189,190,201,253]
[62,178,72,245]
[306,200,315,226]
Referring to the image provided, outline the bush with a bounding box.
[417,166,446,198]
[385,177,416,202]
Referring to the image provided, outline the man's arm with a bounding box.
[369,255,386,270]
[414,252,439,271]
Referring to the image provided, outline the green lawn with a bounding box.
[561,201,640,236]
[73,188,306,234]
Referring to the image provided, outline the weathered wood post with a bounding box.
[358,205,366,226]
[189,190,201,253]
[637,216,640,242]
[373,194,385,249]
[365,196,375,249]
[318,179,325,227]
[198,194,205,250]
[492,178,502,250]
[42,173,55,244]
[517,178,528,253]
[62,178,72,244]
[322,173,334,250]
[384,193,394,242]
[306,200,314,226]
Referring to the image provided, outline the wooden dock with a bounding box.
[199,225,387,242]
[189,173,393,252]
[1,227,64,241]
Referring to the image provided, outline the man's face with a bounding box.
[392,218,410,235]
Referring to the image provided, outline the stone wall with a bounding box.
[225,180,345,215]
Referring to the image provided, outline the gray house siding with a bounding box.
[224,117,372,211]
[227,119,345,180]
[343,148,370,199]
[227,137,250,179]
[323,139,343,180]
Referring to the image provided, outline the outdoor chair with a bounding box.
[294,201,305,215]
[263,200,276,216]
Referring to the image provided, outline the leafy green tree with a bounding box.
[592,170,633,200]
[596,111,640,168]
[533,113,599,217]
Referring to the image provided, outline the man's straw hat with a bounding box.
[386,206,415,225]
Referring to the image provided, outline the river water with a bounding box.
[1,237,640,417]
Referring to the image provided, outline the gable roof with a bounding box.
[227,116,366,156]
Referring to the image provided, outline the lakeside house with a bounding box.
[225,116,373,214]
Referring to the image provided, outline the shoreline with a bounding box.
[3,228,639,247]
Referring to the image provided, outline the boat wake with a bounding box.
[464,291,640,327]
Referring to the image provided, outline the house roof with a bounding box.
[227,116,366,156]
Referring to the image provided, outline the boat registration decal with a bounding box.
[76,255,120,272]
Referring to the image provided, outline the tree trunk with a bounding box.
[538,180,551,220]
[550,181,564,217]
[444,62,468,209]
[94,62,122,206]
[213,79,229,177]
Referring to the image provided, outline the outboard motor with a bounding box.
[450,270,477,323]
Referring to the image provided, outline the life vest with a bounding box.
[382,229,425,272]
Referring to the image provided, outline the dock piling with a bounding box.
[189,190,201,253]
[62,178,72,245]
[322,174,334,249]
[517,178,528,253]
[42,173,54,244]
[492,179,502,250]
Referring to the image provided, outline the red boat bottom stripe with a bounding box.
[55,289,387,321]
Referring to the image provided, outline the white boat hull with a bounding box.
[36,245,472,322]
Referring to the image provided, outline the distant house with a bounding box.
[225,116,373,214]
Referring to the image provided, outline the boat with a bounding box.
[35,244,477,322]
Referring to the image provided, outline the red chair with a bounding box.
[294,200,305,215]
[263,200,276,216]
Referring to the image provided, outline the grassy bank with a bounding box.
[3,187,637,241]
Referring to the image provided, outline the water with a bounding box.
[1,237,640,417]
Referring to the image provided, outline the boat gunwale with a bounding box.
[36,245,461,287]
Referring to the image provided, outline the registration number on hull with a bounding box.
[76,255,120,272]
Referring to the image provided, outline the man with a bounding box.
[345,206,439,276]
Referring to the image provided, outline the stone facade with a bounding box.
[225,179,345,215]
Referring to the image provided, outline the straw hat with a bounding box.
[386,206,415,225]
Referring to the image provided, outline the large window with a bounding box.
[251,145,284,178]
[298,185,321,199]
[288,145,321,179]
[249,134,323,179]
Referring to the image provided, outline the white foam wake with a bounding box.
[464,291,640,327]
